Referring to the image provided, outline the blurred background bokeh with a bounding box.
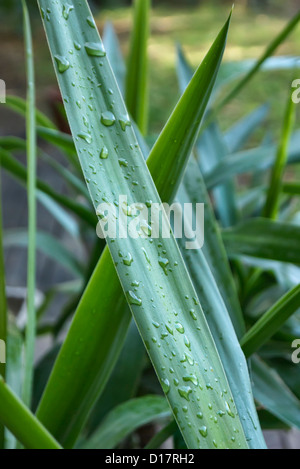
[0,0,300,139]
[0,1,299,449]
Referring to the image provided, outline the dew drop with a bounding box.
[183,374,198,386]
[140,221,152,237]
[87,16,96,28]
[62,4,74,20]
[199,426,208,438]
[54,55,70,73]
[225,401,235,418]
[189,309,197,320]
[101,111,116,127]
[184,335,191,350]
[100,147,109,159]
[158,256,169,275]
[175,322,185,334]
[85,42,106,57]
[118,158,128,167]
[178,386,192,401]
[161,378,170,395]
[123,253,133,266]
[119,115,131,131]
[77,132,92,144]
[141,247,151,265]
[127,291,142,306]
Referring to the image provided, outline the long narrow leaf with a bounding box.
[4,323,23,449]
[3,230,83,278]
[103,22,126,96]
[213,10,300,113]
[224,104,269,153]
[196,124,237,227]
[283,181,300,196]
[205,132,300,189]
[180,159,245,338]
[223,218,300,264]
[5,95,56,130]
[0,149,95,227]
[125,0,150,134]
[252,357,300,430]
[177,162,265,449]
[241,284,300,357]
[81,396,170,450]
[37,2,248,449]
[0,376,61,449]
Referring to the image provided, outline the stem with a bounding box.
[22,0,37,409]
[264,87,296,219]
[0,157,7,448]
[212,10,300,118]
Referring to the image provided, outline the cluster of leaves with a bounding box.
[0,0,299,449]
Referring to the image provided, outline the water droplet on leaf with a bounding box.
[101,111,116,127]
[85,42,106,57]
[54,55,70,73]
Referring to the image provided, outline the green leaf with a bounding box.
[0,376,61,449]
[145,420,178,449]
[179,159,245,338]
[283,181,300,196]
[125,0,150,134]
[39,151,89,200]
[3,229,83,278]
[252,357,300,430]
[81,396,170,449]
[224,104,269,153]
[4,322,24,449]
[86,321,146,434]
[269,359,300,401]
[37,2,248,449]
[264,89,296,219]
[205,132,300,190]
[177,43,300,105]
[36,192,81,239]
[0,148,96,227]
[5,95,56,130]
[213,10,300,113]
[177,161,265,449]
[222,218,300,265]
[241,284,300,357]
[37,127,79,169]
[196,124,238,227]
[33,344,61,413]
[103,22,126,96]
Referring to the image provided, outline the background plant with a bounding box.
[0,0,299,450]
